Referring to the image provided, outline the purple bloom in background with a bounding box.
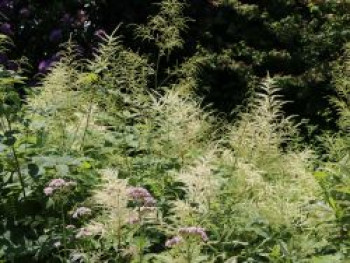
[44,187,54,196]
[38,59,52,73]
[178,226,208,241]
[72,207,92,219]
[50,53,61,64]
[127,187,152,200]
[49,29,62,42]
[0,23,13,35]
[0,0,13,11]
[43,178,76,196]
[165,236,183,247]
[128,187,157,207]
[48,178,66,188]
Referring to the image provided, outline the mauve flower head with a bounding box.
[49,29,62,42]
[48,178,67,188]
[128,187,157,207]
[66,224,76,229]
[44,178,76,196]
[44,187,54,196]
[165,236,183,247]
[128,187,151,200]
[178,227,208,242]
[143,196,156,207]
[38,59,52,73]
[72,207,91,219]
[0,23,13,35]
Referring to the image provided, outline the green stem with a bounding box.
[61,202,68,261]
[155,51,161,89]
[11,146,26,198]
[186,240,192,263]
[4,115,26,198]
[81,85,95,150]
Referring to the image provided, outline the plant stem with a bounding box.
[186,240,192,263]
[4,115,26,198]
[61,202,68,260]
[155,51,161,89]
[11,146,26,198]
[81,85,95,150]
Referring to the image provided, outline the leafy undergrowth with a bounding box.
[0,1,350,262]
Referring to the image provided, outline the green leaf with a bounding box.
[56,164,69,176]
[28,163,40,179]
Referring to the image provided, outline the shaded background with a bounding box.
[1,0,350,131]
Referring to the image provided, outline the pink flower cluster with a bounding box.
[178,227,208,241]
[43,178,76,196]
[127,187,156,207]
[72,207,91,219]
[165,236,183,247]
[165,226,208,248]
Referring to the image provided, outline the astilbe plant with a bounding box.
[194,77,333,262]
[313,42,350,259]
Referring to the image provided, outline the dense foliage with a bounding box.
[0,0,350,262]
[1,0,350,126]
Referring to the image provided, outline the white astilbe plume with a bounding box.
[229,76,298,176]
[177,147,222,213]
[90,169,130,239]
[149,88,212,161]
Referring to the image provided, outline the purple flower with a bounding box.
[0,0,13,11]
[127,187,157,207]
[165,236,183,247]
[49,29,62,42]
[44,187,54,196]
[143,196,156,207]
[72,207,91,219]
[0,23,13,35]
[38,59,52,73]
[48,178,67,188]
[127,187,152,200]
[178,227,208,242]
[44,178,76,196]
